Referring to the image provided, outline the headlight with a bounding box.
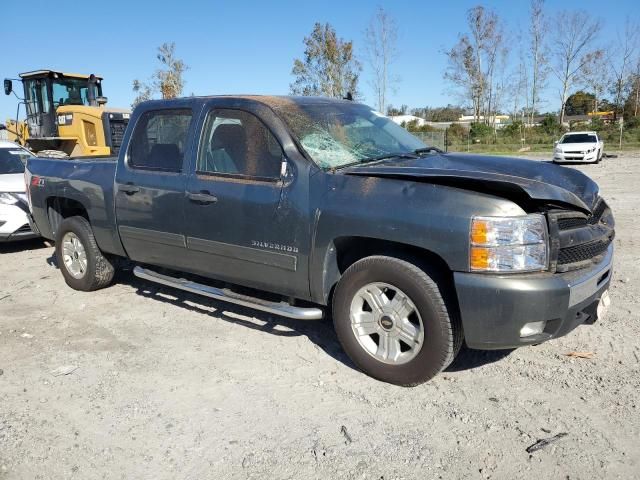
[554,147,562,153]
[0,193,19,205]
[470,215,548,272]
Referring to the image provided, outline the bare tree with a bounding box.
[581,49,609,112]
[509,55,530,124]
[610,18,639,117]
[528,0,549,126]
[443,6,504,123]
[290,23,361,98]
[444,35,482,120]
[132,80,153,108]
[132,42,188,108]
[364,7,399,113]
[550,11,601,125]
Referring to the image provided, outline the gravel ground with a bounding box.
[1,153,639,479]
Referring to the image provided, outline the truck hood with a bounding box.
[342,153,599,213]
[0,173,26,193]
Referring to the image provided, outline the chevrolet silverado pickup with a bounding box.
[25,96,614,385]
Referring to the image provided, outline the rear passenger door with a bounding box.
[181,106,303,296]
[115,107,194,269]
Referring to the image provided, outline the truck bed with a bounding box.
[26,156,123,255]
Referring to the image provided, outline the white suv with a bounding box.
[553,131,604,164]
[0,141,39,242]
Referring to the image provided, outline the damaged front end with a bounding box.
[341,159,615,349]
[546,197,615,273]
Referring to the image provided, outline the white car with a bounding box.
[553,131,604,164]
[0,141,39,242]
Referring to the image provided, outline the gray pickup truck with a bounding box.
[25,96,614,385]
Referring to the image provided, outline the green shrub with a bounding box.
[470,122,493,140]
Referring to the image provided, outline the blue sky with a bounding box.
[1,0,637,121]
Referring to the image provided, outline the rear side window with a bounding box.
[196,109,283,179]
[128,109,192,172]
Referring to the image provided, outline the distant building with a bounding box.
[389,115,428,127]
[457,114,510,126]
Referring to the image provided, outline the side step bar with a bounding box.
[133,266,324,320]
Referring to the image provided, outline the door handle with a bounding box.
[119,183,140,195]
[187,191,218,204]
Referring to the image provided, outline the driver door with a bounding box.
[181,106,303,296]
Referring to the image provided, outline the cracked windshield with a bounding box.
[278,102,428,169]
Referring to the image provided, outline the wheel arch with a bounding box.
[46,196,90,239]
[315,236,454,306]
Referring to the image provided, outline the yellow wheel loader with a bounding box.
[2,70,130,158]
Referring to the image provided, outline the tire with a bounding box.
[332,256,460,386]
[55,216,115,291]
[596,149,602,163]
[36,150,69,159]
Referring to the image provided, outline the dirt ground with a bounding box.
[1,153,639,480]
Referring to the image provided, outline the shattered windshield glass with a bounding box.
[272,101,427,169]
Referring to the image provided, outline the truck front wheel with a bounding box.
[55,216,115,291]
[332,256,460,386]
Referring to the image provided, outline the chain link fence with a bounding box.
[412,131,446,151]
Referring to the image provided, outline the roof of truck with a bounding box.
[193,95,357,107]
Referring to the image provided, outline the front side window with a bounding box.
[23,79,39,118]
[51,78,102,107]
[128,109,192,172]
[197,109,283,179]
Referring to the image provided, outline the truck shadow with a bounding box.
[45,256,515,375]
[116,270,357,372]
[0,238,48,254]
[445,346,513,372]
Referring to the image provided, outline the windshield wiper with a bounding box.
[335,151,418,170]
[413,146,444,155]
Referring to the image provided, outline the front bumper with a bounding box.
[0,204,39,242]
[553,150,598,163]
[454,244,613,349]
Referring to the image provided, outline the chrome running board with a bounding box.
[133,266,324,320]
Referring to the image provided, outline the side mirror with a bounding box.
[554,140,559,146]
[97,96,108,106]
[4,79,12,96]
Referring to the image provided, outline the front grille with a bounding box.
[109,120,127,155]
[557,198,607,232]
[557,217,587,230]
[557,236,613,266]
[548,197,614,272]
[589,199,607,224]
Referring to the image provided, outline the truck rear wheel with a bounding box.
[332,256,459,386]
[55,216,115,291]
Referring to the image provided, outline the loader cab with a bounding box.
[13,70,103,139]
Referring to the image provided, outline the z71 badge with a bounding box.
[251,240,298,253]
